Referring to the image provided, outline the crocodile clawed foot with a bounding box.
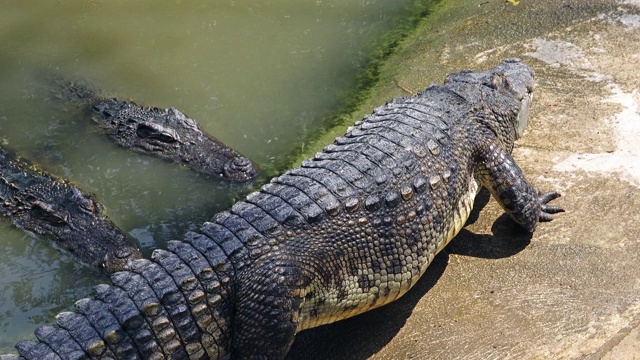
[538,191,565,222]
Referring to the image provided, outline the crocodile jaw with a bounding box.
[515,91,533,139]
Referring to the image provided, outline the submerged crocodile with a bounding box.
[6,59,563,359]
[55,78,257,182]
[0,148,142,273]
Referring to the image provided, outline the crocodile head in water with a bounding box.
[4,178,142,273]
[49,76,258,182]
[92,99,258,182]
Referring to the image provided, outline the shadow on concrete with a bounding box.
[287,190,533,359]
[286,244,450,360]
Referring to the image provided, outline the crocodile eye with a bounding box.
[31,200,70,225]
[489,73,505,90]
[69,188,96,214]
[136,122,180,143]
[79,198,96,214]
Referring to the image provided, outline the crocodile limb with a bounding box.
[51,77,257,182]
[4,58,563,359]
[0,147,142,273]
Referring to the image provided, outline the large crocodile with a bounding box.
[0,148,142,273]
[54,78,257,182]
[5,59,563,359]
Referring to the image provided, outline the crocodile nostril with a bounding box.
[115,247,133,259]
[103,246,142,273]
[223,157,257,181]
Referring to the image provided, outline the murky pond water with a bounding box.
[0,0,435,350]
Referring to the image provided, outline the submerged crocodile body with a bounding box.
[0,148,141,273]
[6,59,563,359]
[55,79,257,182]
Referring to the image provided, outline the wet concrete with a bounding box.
[288,0,640,358]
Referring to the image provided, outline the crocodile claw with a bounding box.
[539,191,565,222]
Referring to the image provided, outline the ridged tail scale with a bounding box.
[9,227,243,359]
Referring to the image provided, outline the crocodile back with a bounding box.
[219,86,482,331]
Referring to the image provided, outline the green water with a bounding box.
[0,0,434,350]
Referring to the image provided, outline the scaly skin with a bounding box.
[4,59,563,359]
[0,148,141,273]
[53,78,257,182]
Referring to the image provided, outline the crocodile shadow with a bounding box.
[287,190,533,359]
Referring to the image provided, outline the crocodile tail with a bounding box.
[9,233,236,360]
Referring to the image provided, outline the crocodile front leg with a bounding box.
[475,137,564,232]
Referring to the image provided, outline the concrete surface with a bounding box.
[288,0,640,359]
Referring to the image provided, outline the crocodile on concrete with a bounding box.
[0,147,142,273]
[3,58,563,359]
[53,78,257,182]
